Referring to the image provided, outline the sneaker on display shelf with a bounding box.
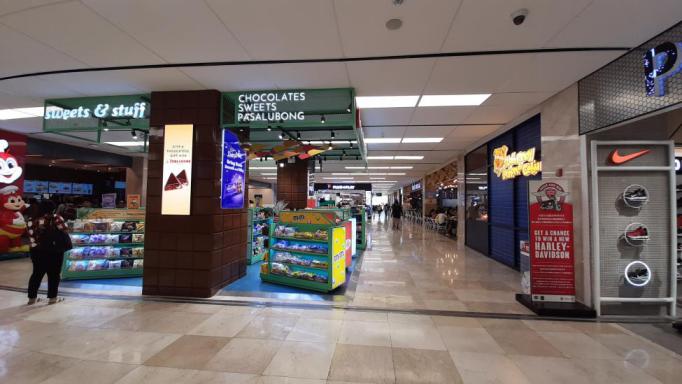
[624,187,648,201]
[626,226,649,240]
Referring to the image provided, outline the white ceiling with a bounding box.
[0,0,680,188]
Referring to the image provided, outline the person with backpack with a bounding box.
[26,200,72,305]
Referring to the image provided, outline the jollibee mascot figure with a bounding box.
[0,139,28,253]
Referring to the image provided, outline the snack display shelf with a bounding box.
[247,207,272,265]
[271,236,328,243]
[61,208,145,280]
[261,210,347,292]
[270,247,328,257]
[353,210,367,250]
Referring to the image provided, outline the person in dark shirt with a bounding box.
[26,200,72,305]
[391,201,403,230]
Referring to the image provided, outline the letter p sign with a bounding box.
[644,41,682,97]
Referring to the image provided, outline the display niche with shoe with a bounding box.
[260,210,346,292]
[61,208,145,280]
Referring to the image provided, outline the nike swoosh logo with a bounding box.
[609,149,651,165]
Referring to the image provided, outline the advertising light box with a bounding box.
[161,124,193,215]
[221,130,246,209]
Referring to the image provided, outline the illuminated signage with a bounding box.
[237,91,306,122]
[411,182,422,191]
[644,41,682,97]
[493,145,542,180]
[161,124,194,215]
[314,183,372,191]
[221,130,246,209]
[44,102,147,120]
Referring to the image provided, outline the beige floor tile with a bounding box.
[38,360,136,384]
[593,333,679,362]
[218,305,264,316]
[568,321,625,335]
[390,321,446,351]
[256,377,325,384]
[387,313,434,326]
[521,320,577,333]
[23,303,132,328]
[342,310,388,322]
[478,318,533,332]
[300,308,345,320]
[101,309,212,334]
[237,315,298,340]
[487,329,564,357]
[114,366,258,384]
[286,318,343,343]
[90,330,180,364]
[328,344,395,383]
[538,331,621,360]
[0,351,76,384]
[437,326,504,354]
[189,313,257,337]
[572,358,664,384]
[144,335,229,369]
[338,320,391,347]
[430,316,481,328]
[393,347,463,384]
[421,299,468,311]
[205,338,282,374]
[260,307,303,318]
[638,357,682,384]
[263,341,335,380]
[449,351,530,384]
[509,355,592,384]
[0,320,77,351]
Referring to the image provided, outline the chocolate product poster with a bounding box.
[161,124,193,215]
[221,129,246,209]
[528,180,575,302]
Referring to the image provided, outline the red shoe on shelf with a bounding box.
[626,226,648,240]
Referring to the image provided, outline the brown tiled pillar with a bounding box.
[276,159,308,209]
[143,90,247,297]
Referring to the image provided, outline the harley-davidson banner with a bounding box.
[528,180,575,302]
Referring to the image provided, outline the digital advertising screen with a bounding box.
[220,129,246,209]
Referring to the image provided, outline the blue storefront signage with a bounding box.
[221,130,246,209]
[644,41,682,97]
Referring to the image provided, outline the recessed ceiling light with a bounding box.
[387,173,406,175]
[401,137,443,143]
[249,166,277,170]
[260,173,277,176]
[370,177,386,180]
[345,166,366,169]
[373,181,397,183]
[367,166,390,169]
[418,94,491,107]
[368,173,388,176]
[366,156,394,160]
[105,142,145,147]
[355,96,419,109]
[394,155,424,160]
[390,166,413,169]
[324,177,353,180]
[332,173,351,175]
[385,18,403,30]
[265,177,277,180]
[364,138,401,143]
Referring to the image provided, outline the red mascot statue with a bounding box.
[0,137,28,254]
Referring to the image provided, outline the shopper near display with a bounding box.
[26,200,72,305]
[391,201,402,229]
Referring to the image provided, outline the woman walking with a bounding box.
[26,200,72,305]
[391,201,403,230]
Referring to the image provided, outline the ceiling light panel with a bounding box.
[355,96,419,109]
[394,155,424,160]
[250,167,277,170]
[364,138,402,143]
[418,94,491,107]
[105,142,145,147]
[366,156,394,160]
[390,166,413,169]
[401,137,443,143]
[260,173,277,176]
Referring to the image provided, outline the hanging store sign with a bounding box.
[221,130,246,209]
[44,102,147,120]
[161,124,194,215]
[644,41,682,97]
[528,180,575,303]
[493,145,542,180]
[411,181,422,191]
[237,92,306,122]
[314,183,372,191]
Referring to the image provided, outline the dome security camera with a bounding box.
[511,9,528,26]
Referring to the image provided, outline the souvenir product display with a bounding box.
[247,208,272,264]
[352,209,367,250]
[261,210,347,292]
[61,208,145,280]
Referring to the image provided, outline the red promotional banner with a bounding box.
[528,180,575,302]
[0,129,29,255]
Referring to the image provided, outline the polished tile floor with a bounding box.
[1,289,681,383]
[0,216,529,315]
